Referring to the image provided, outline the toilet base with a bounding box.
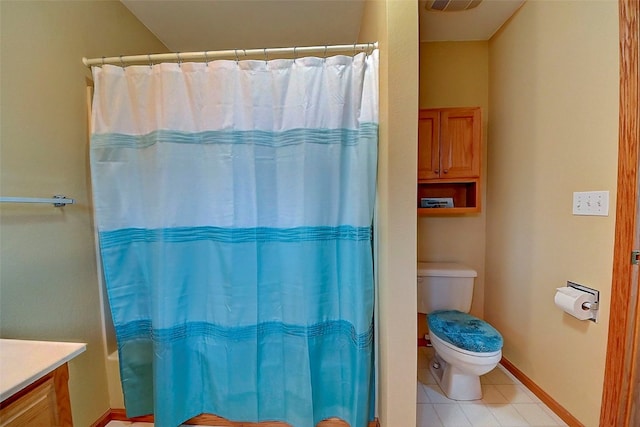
[429,353,482,401]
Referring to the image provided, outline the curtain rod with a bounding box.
[83,42,378,67]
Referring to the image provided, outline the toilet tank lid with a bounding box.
[417,262,477,278]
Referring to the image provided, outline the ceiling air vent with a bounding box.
[425,0,483,12]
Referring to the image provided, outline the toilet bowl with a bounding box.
[427,311,502,400]
[417,263,503,401]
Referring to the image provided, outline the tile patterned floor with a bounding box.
[417,346,569,427]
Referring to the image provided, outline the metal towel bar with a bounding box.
[0,195,75,207]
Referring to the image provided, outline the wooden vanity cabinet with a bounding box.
[0,340,84,427]
[418,107,482,214]
[0,364,73,427]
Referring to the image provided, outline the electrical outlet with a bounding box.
[573,191,609,216]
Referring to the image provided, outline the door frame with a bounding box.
[600,0,639,425]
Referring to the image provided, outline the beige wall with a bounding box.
[0,1,168,425]
[359,1,419,426]
[486,1,618,425]
[418,41,489,317]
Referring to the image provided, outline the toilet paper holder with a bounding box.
[567,281,600,322]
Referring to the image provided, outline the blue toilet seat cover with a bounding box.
[428,310,503,353]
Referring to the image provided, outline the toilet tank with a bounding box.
[417,262,477,314]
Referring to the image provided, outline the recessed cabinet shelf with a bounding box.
[417,107,482,215]
[417,179,480,215]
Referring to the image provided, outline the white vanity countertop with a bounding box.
[0,338,86,401]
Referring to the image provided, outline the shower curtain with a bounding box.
[90,50,378,427]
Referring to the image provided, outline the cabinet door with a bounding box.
[418,110,440,180]
[0,377,59,427]
[440,108,481,178]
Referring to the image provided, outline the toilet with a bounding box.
[417,262,503,401]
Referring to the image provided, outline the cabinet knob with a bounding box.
[434,169,439,174]
[443,169,449,174]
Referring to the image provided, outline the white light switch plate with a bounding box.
[573,191,609,216]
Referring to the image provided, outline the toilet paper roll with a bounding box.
[554,287,594,320]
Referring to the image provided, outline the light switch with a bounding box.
[572,191,609,216]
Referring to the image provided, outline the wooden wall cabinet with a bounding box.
[418,107,482,215]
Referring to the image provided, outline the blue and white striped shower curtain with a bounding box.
[90,50,378,427]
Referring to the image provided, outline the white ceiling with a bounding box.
[121,0,526,53]
[419,0,525,42]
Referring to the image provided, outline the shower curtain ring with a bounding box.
[353,42,357,57]
[234,49,239,64]
[204,51,209,66]
[293,46,297,62]
[119,55,125,68]
[101,56,105,66]
[323,45,327,61]
[177,52,182,67]
[148,54,153,68]
[264,48,268,64]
